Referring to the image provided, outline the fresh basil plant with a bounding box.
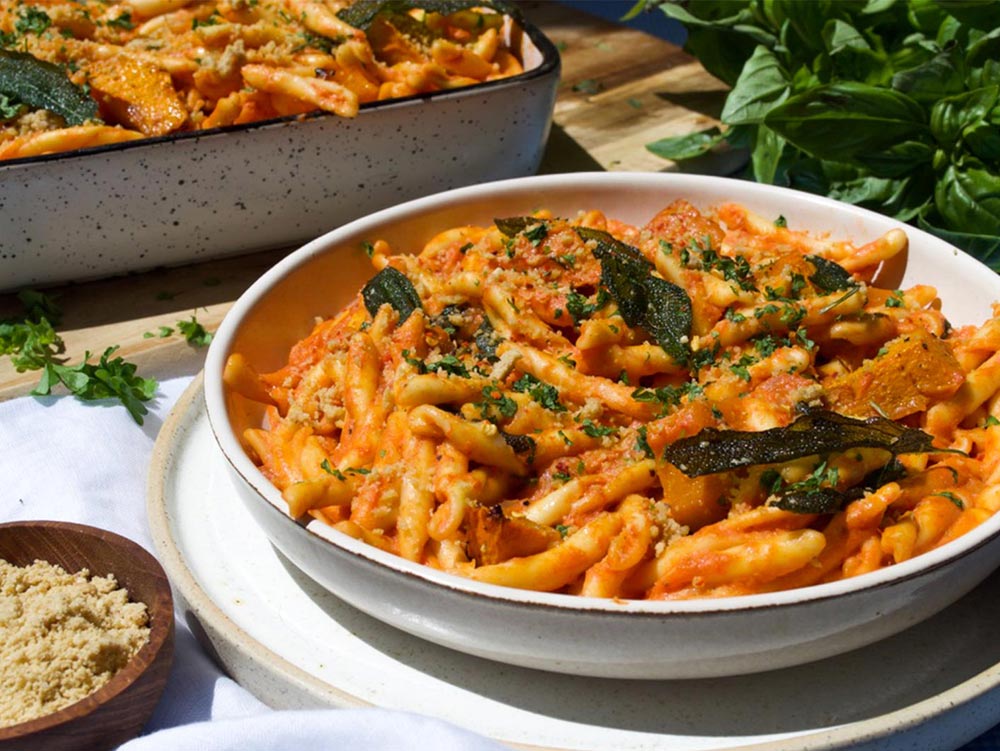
[630,0,1000,268]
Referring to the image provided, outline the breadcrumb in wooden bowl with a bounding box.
[0,520,174,751]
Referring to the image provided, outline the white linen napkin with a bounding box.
[0,377,503,751]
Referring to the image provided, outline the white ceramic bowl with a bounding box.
[0,20,558,292]
[203,172,1000,680]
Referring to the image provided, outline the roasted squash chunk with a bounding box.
[466,505,560,566]
[87,58,187,136]
[823,329,965,419]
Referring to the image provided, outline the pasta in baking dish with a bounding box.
[224,199,1000,600]
[0,0,526,160]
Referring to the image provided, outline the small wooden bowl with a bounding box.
[0,521,175,751]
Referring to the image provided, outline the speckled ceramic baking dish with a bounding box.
[0,21,558,292]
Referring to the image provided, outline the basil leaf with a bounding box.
[822,18,891,86]
[963,117,1000,162]
[935,161,1000,236]
[652,3,772,86]
[765,82,927,160]
[891,48,966,105]
[935,0,1000,31]
[929,86,999,146]
[0,49,98,126]
[646,127,726,161]
[829,169,934,222]
[751,123,785,183]
[663,410,941,477]
[772,0,831,57]
[966,28,1000,88]
[857,140,935,179]
[919,207,1000,270]
[720,45,790,126]
[361,266,423,324]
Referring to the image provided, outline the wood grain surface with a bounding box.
[0,3,728,399]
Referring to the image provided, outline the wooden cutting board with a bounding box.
[0,2,728,399]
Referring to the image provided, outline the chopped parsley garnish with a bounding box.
[523,221,548,246]
[885,290,904,308]
[143,325,175,339]
[933,491,964,509]
[140,316,211,346]
[426,354,469,378]
[635,425,654,458]
[320,459,346,481]
[177,315,213,347]
[684,237,757,292]
[631,381,701,414]
[107,11,135,29]
[476,384,518,421]
[580,418,617,438]
[572,78,602,95]
[724,307,747,323]
[0,93,21,120]
[512,372,565,412]
[774,215,787,228]
[15,7,51,35]
[565,288,608,325]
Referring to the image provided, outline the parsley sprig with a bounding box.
[2,290,158,424]
[143,314,214,347]
[33,346,158,424]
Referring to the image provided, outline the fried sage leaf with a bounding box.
[337,0,519,31]
[806,254,857,292]
[771,487,844,514]
[495,219,694,362]
[500,430,536,456]
[0,50,98,126]
[576,227,693,363]
[361,266,422,324]
[495,216,544,238]
[663,410,940,477]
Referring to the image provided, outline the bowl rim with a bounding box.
[0,18,560,170]
[204,170,1000,618]
[0,519,174,740]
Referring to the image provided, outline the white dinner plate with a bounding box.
[148,376,1000,751]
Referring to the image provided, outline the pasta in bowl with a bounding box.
[204,172,1000,678]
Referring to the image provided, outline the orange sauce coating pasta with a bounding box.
[226,199,1000,600]
[0,0,525,159]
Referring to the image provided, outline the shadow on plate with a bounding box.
[274,550,1000,738]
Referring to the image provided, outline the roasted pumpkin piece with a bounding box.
[656,461,729,530]
[823,329,965,420]
[466,505,561,566]
[87,58,187,136]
